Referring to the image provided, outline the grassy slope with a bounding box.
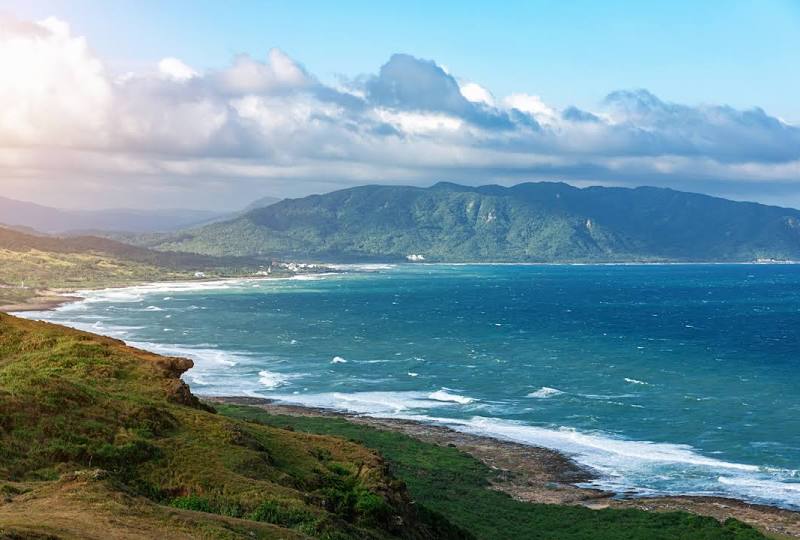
[0,226,264,307]
[218,405,767,540]
[0,314,464,539]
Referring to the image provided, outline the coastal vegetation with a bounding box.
[0,226,264,309]
[217,404,767,540]
[142,182,800,263]
[0,313,768,539]
[0,313,464,539]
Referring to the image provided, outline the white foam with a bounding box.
[624,378,650,385]
[326,263,397,272]
[266,391,470,415]
[428,389,476,405]
[289,274,329,281]
[417,415,763,476]
[717,476,800,506]
[220,384,800,508]
[331,356,347,364]
[144,305,163,311]
[258,370,291,389]
[186,372,210,386]
[126,341,243,367]
[56,278,253,309]
[527,387,563,398]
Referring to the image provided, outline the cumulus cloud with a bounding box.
[459,82,495,106]
[503,93,558,126]
[0,15,799,209]
[0,16,111,147]
[158,57,197,81]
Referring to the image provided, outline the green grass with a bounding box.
[0,225,274,303]
[0,314,465,539]
[217,404,767,540]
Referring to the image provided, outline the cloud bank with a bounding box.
[1,16,799,209]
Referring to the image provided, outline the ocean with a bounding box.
[21,264,800,509]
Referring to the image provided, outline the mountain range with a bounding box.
[0,194,281,234]
[143,182,800,262]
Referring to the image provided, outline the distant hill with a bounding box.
[0,226,261,305]
[243,194,282,212]
[0,225,250,269]
[0,196,225,234]
[147,182,800,262]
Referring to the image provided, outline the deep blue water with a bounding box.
[23,264,800,508]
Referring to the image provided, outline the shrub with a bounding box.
[248,500,314,528]
[170,494,212,513]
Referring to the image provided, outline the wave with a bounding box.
[258,370,291,389]
[326,263,397,272]
[126,341,245,368]
[624,377,650,386]
[265,391,474,415]
[288,273,337,281]
[433,416,759,472]
[331,356,347,364]
[259,390,800,506]
[428,389,476,404]
[56,278,259,309]
[717,476,800,507]
[401,415,800,508]
[16,312,143,340]
[527,387,563,398]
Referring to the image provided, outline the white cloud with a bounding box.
[158,57,197,81]
[0,14,798,209]
[0,16,111,146]
[460,82,495,106]
[503,93,558,126]
[214,48,311,94]
[374,109,465,134]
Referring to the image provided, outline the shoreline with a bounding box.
[0,290,84,313]
[208,396,800,539]
[4,260,797,314]
[8,268,800,537]
[0,271,328,314]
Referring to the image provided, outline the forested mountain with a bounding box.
[147,182,800,262]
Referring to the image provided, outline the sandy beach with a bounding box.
[0,290,82,313]
[209,396,800,539]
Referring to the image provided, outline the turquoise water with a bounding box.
[23,264,800,508]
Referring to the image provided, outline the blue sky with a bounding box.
[10,0,800,121]
[1,1,799,209]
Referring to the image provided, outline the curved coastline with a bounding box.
[8,266,800,537]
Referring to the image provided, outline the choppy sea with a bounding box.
[20,263,800,508]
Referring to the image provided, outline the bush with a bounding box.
[93,440,160,469]
[170,494,213,513]
[248,500,314,528]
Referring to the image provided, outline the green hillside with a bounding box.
[0,313,464,539]
[0,226,262,309]
[148,182,800,262]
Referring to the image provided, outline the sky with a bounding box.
[0,0,799,210]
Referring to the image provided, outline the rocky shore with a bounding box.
[209,396,800,539]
